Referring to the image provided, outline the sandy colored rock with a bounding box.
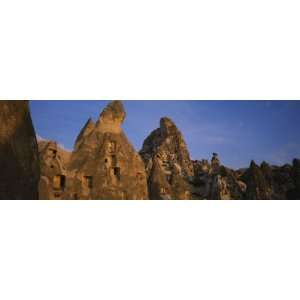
[65,101,148,200]
[191,155,244,200]
[140,117,194,199]
[0,100,40,199]
[38,140,71,199]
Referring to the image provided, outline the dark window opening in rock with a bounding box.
[50,149,57,158]
[113,167,121,180]
[105,158,108,163]
[53,175,66,191]
[111,155,117,167]
[50,165,54,169]
[73,193,78,200]
[83,176,93,189]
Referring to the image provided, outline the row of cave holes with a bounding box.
[52,175,94,191]
[52,168,122,192]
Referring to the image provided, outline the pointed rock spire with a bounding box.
[140,116,193,199]
[66,100,148,200]
[74,117,95,150]
[96,100,126,133]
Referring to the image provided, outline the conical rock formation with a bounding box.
[74,118,95,151]
[140,117,194,199]
[66,101,148,200]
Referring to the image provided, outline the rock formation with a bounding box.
[289,159,300,199]
[65,101,148,200]
[0,100,40,199]
[38,140,71,200]
[241,160,273,200]
[74,118,95,151]
[140,117,194,199]
[34,100,300,200]
[191,154,244,200]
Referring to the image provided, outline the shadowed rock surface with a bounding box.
[140,117,194,199]
[289,159,300,199]
[241,160,272,199]
[65,101,148,200]
[0,100,40,199]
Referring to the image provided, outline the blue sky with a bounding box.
[30,101,300,169]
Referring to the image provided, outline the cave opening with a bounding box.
[53,175,66,191]
[113,167,121,180]
[84,176,93,189]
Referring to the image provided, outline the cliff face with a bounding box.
[65,101,148,200]
[0,101,40,199]
[140,117,194,199]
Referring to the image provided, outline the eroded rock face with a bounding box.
[66,101,148,200]
[191,155,244,200]
[140,117,194,199]
[38,140,71,200]
[241,160,273,200]
[0,101,40,199]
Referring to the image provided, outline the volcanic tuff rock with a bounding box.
[74,118,95,151]
[241,160,273,200]
[191,154,244,200]
[65,101,148,200]
[38,140,71,200]
[139,117,194,199]
[2,100,299,200]
[0,101,40,199]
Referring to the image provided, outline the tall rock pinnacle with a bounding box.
[66,100,148,200]
[74,118,95,151]
[96,100,126,133]
[140,117,194,199]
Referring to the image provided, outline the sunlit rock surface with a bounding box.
[140,117,194,199]
[38,140,71,200]
[65,101,148,200]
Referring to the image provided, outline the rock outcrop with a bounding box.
[140,117,194,199]
[0,100,40,199]
[38,140,71,200]
[241,160,273,200]
[289,159,300,199]
[191,154,244,200]
[65,101,148,200]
